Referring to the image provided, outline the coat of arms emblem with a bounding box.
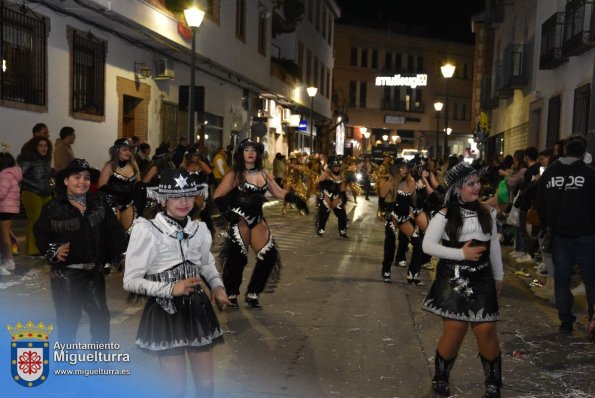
[7,321,53,387]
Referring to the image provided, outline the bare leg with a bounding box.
[437,319,469,359]
[470,322,500,360]
[120,206,134,231]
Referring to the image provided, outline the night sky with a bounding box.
[337,0,486,44]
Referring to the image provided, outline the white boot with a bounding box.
[3,259,15,271]
[0,265,11,276]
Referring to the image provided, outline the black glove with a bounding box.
[214,196,238,224]
[284,192,309,215]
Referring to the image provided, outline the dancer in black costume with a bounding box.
[213,138,308,309]
[316,156,349,238]
[35,159,127,343]
[422,162,503,398]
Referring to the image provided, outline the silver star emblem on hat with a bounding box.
[174,175,188,189]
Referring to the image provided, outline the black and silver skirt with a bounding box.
[136,262,223,351]
[422,259,499,322]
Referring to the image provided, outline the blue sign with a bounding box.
[297,120,308,132]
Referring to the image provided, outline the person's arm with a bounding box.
[97,163,112,188]
[422,211,465,260]
[123,220,173,297]
[142,165,157,184]
[196,224,224,289]
[198,160,212,174]
[213,170,236,200]
[488,207,504,281]
[264,170,309,213]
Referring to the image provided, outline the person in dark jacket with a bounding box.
[34,159,128,343]
[18,136,53,256]
[536,135,595,339]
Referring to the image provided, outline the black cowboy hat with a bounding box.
[328,156,342,167]
[56,158,100,187]
[237,138,264,154]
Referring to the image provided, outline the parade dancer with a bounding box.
[409,155,433,270]
[35,159,127,343]
[124,168,230,398]
[375,153,393,218]
[98,138,140,233]
[316,156,349,238]
[213,138,308,309]
[422,162,503,398]
[380,160,424,284]
[282,155,308,215]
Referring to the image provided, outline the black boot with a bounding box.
[246,239,281,306]
[480,353,502,398]
[406,235,424,286]
[316,198,331,235]
[381,221,397,280]
[432,350,456,397]
[333,204,348,238]
[219,226,248,298]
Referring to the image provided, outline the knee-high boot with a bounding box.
[479,353,502,398]
[246,239,281,309]
[218,224,248,307]
[407,233,424,285]
[432,350,457,397]
[333,203,348,238]
[381,221,397,281]
[316,197,331,235]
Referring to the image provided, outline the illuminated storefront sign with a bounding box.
[375,74,428,88]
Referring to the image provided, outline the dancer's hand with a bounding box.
[56,242,70,262]
[462,240,486,261]
[172,277,201,296]
[211,286,232,309]
[495,280,503,296]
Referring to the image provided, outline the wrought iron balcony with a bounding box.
[562,0,595,56]
[480,76,499,110]
[503,44,529,89]
[540,12,568,69]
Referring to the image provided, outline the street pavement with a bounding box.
[2,197,594,398]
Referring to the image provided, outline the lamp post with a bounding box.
[441,63,455,157]
[361,127,370,154]
[307,86,318,154]
[184,5,205,144]
[433,101,443,160]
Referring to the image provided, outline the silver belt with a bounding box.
[66,263,96,270]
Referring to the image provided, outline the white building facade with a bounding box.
[473,0,594,157]
[0,0,339,169]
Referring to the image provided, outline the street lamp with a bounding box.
[441,62,455,157]
[433,101,444,160]
[184,4,205,144]
[361,127,370,154]
[307,86,318,154]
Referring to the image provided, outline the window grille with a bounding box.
[71,30,105,116]
[0,3,46,106]
[572,84,591,134]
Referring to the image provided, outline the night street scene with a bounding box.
[0,1,594,398]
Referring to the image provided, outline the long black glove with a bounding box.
[214,196,239,224]
[284,192,309,215]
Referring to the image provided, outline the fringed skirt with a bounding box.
[422,260,499,322]
[136,287,224,351]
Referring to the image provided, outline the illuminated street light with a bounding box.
[184,4,205,144]
[433,101,443,160]
[441,62,455,157]
[307,86,318,153]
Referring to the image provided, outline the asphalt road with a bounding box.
[2,197,594,397]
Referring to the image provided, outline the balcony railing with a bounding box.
[540,12,567,69]
[381,100,425,113]
[562,0,594,56]
[486,0,505,26]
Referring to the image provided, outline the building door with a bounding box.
[122,95,142,138]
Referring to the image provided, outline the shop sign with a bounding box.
[375,74,428,88]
